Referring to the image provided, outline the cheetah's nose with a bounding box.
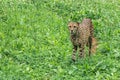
[71,30,73,34]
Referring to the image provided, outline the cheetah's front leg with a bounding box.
[79,44,85,58]
[72,45,77,61]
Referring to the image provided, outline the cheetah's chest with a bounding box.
[71,36,80,45]
[71,33,89,45]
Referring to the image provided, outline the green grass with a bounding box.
[0,0,120,80]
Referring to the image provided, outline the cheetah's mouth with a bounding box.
[70,31,73,34]
[70,31,76,35]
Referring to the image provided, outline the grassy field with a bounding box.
[0,0,120,80]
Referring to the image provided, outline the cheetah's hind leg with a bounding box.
[88,37,92,56]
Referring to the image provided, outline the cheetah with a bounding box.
[68,19,97,61]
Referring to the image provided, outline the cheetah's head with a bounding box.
[68,22,79,35]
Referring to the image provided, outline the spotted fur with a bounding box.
[68,18,97,61]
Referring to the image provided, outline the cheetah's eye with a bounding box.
[74,26,76,28]
[69,26,71,28]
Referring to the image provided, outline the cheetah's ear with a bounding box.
[77,22,80,26]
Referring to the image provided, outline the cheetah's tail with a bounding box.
[91,37,97,53]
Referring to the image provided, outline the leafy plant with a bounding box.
[0,0,120,80]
